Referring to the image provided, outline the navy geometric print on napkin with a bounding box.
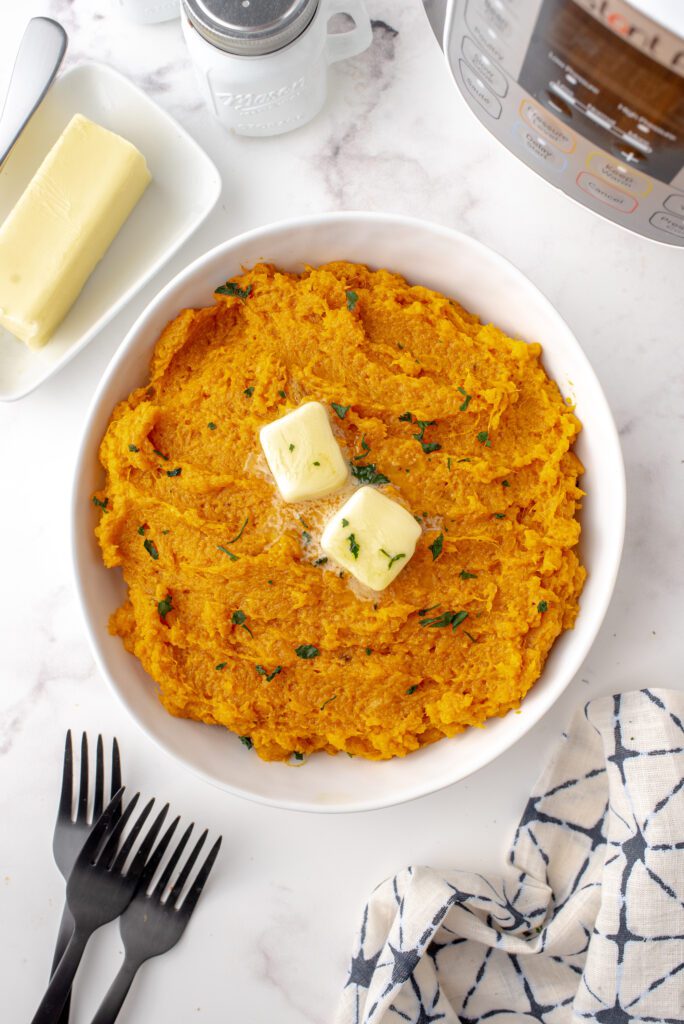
[336,690,684,1024]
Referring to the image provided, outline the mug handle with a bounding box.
[324,0,373,64]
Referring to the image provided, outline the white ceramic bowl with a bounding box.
[72,212,625,813]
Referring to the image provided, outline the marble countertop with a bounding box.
[1,1,683,1021]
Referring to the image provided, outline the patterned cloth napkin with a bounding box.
[336,690,684,1024]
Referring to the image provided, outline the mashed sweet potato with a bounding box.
[95,261,586,761]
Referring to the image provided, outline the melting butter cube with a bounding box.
[260,401,348,502]
[0,113,151,348]
[321,486,421,590]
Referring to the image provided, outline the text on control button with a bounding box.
[462,35,508,97]
[586,152,653,196]
[513,121,567,172]
[520,99,576,153]
[650,211,684,238]
[576,172,638,213]
[459,60,502,118]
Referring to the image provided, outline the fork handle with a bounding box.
[89,956,142,1024]
[31,926,90,1024]
[50,902,75,1024]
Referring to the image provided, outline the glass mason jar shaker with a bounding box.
[181,0,373,137]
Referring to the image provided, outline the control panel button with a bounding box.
[513,122,567,172]
[465,1,508,65]
[586,152,653,197]
[478,0,514,38]
[650,211,684,238]
[462,35,508,97]
[459,61,502,118]
[576,172,638,213]
[520,99,576,153]
[664,194,684,217]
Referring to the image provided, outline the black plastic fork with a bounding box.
[51,731,122,1023]
[31,789,168,1024]
[90,820,222,1023]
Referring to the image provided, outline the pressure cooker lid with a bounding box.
[182,0,319,55]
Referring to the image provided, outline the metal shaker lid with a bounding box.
[182,0,319,55]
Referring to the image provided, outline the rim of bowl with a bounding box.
[71,210,626,812]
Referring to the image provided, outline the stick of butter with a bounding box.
[0,113,151,349]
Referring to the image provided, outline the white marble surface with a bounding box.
[1,1,684,1021]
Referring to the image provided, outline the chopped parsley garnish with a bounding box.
[350,463,389,486]
[447,457,452,470]
[137,524,147,536]
[331,403,350,419]
[295,644,320,659]
[243,386,254,397]
[239,735,253,749]
[458,458,472,463]
[346,289,359,311]
[215,662,227,671]
[256,664,282,681]
[278,389,287,399]
[538,600,548,613]
[419,609,468,631]
[457,386,472,412]
[493,513,505,519]
[216,280,252,302]
[502,479,510,487]
[158,593,173,621]
[365,647,372,655]
[353,435,371,461]
[418,604,440,616]
[320,695,337,711]
[428,533,444,561]
[302,530,312,545]
[166,467,182,477]
[398,411,413,422]
[152,449,169,461]
[208,422,217,430]
[341,518,349,527]
[231,609,253,636]
[464,631,478,643]
[408,417,442,455]
[128,444,139,452]
[226,517,249,544]
[92,496,109,512]
[293,751,304,761]
[459,569,477,580]
[289,443,295,452]
[347,534,360,559]
[313,461,320,466]
[217,545,239,561]
[298,515,309,529]
[380,548,406,570]
[143,538,159,560]
[313,556,328,566]
[406,685,419,695]
[477,431,491,447]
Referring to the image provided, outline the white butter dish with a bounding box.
[0,62,221,401]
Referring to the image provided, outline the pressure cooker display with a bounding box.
[519,0,684,184]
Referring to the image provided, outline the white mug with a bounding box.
[181,0,373,137]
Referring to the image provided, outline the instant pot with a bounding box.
[424,0,684,246]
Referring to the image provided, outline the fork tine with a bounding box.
[97,792,140,868]
[78,788,125,865]
[93,735,105,821]
[179,836,222,917]
[152,823,193,899]
[138,813,180,891]
[110,738,122,798]
[58,730,73,820]
[169,829,208,906]
[110,798,154,874]
[127,803,172,881]
[77,733,89,823]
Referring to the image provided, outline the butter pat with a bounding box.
[0,113,151,348]
[321,486,421,590]
[260,401,349,502]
